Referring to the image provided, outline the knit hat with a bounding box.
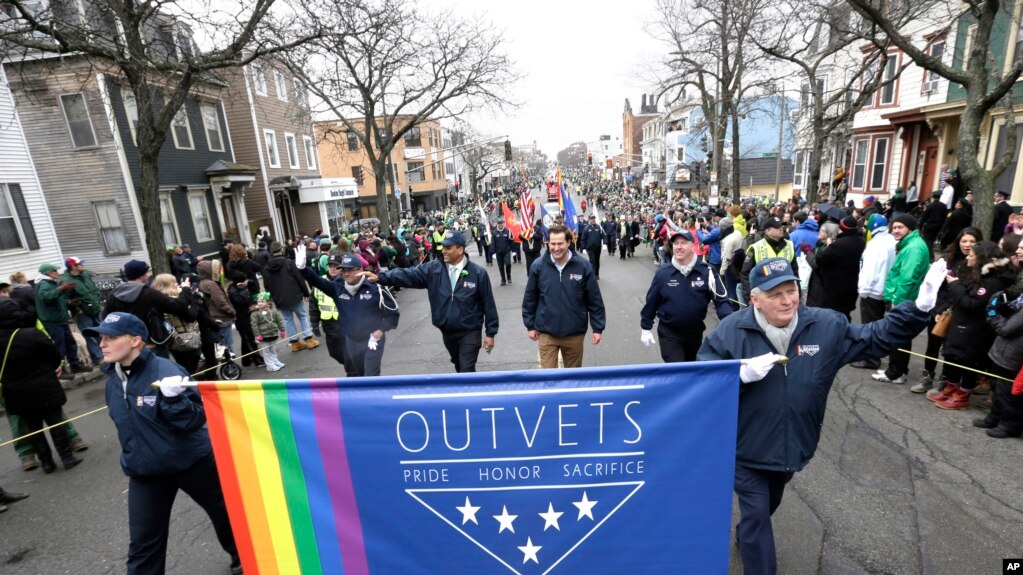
[230,271,247,283]
[269,241,284,254]
[863,195,875,206]
[893,214,918,231]
[123,260,150,280]
[839,216,859,232]
[867,214,888,234]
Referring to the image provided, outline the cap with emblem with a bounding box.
[38,263,59,274]
[763,217,784,230]
[441,230,467,246]
[81,312,149,339]
[338,253,362,269]
[65,257,84,268]
[668,230,694,243]
[750,257,800,292]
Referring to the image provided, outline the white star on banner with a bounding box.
[493,505,518,534]
[538,502,564,531]
[518,537,542,564]
[456,496,481,525]
[572,491,598,521]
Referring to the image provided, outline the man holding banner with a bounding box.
[697,257,945,575]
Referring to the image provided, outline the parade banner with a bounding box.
[199,361,740,575]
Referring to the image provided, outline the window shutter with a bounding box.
[7,184,39,250]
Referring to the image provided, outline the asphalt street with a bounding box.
[1,225,1020,574]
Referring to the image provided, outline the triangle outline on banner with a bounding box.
[406,481,645,575]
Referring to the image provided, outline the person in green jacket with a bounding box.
[873,214,932,384]
[60,257,102,365]
[35,263,92,379]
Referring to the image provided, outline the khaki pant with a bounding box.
[538,333,585,369]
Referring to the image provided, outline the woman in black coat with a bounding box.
[939,199,973,251]
[0,313,82,473]
[814,217,867,319]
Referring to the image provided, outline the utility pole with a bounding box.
[774,86,784,202]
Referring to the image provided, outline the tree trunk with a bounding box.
[373,168,392,234]
[957,91,994,237]
[730,110,741,202]
[138,153,169,275]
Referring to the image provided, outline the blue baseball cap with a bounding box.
[441,230,467,247]
[82,312,149,339]
[668,230,694,243]
[337,252,362,269]
[750,257,800,292]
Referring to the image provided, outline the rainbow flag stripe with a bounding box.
[200,380,369,575]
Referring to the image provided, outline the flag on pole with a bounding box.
[501,202,523,241]
[560,184,578,233]
[519,187,535,238]
[476,202,491,243]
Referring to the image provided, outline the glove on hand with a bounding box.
[368,334,381,351]
[155,375,189,398]
[915,259,948,312]
[256,334,264,342]
[739,353,787,383]
[294,244,306,270]
[640,329,656,347]
[279,331,286,340]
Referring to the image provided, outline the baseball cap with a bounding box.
[995,190,1009,198]
[123,260,151,280]
[81,312,149,340]
[338,253,362,269]
[750,257,800,292]
[65,257,84,268]
[38,263,59,274]
[319,238,332,247]
[441,230,467,247]
[668,230,694,243]
[763,217,784,230]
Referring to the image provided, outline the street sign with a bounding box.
[709,184,720,207]
[394,187,402,197]
[710,171,718,183]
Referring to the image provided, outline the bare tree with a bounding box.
[460,136,504,202]
[287,0,517,233]
[848,0,1019,234]
[0,0,321,273]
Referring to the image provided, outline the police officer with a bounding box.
[580,214,606,279]
[492,218,513,285]
[364,230,498,373]
[297,250,399,377]
[739,217,797,299]
[640,230,733,362]
[299,253,348,373]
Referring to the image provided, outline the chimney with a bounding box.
[641,94,647,108]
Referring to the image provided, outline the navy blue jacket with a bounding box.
[641,260,732,332]
[522,252,607,337]
[104,348,211,477]
[301,267,399,339]
[493,227,514,254]
[580,223,605,252]
[697,302,929,472]
[378,257,499,337]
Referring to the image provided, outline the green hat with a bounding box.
[38,263,59,274]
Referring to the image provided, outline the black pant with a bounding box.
[656,324,703,362]
[587,249,601,278]
[496,252,511,282]
[989,364,1023,432]
[237,323,261,366]
[169,349,201,375]
[127,454,237,575]
[734,464,794,575]
[483,244,492,264]
[476,240,485,257]
[19,407,72,463]
[923,318,944,376]
[884,303,911,378]
[524,252,540,276]
[322,319,353,376]
[859,297,885,324]
[441,328,483,372]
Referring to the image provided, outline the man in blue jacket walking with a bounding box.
[522,225,606,368]
[86,313,240,575]
[697,257,944,575]
[365,230,498,373]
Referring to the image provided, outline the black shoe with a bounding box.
[972,417,998,429]
[313,327,322,337]
[0,504,7,513]
[40,459,56,474]
[70,364,93,374]
[230,555,243,574]
[0,489,29,505]
[986,426,1022,438]
[507,278,512,284]
[61,455,83,470]
[850,360,881,370]
[59,371,75,381]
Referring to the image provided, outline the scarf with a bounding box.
[753,307,798,355]
[344,276,365,296]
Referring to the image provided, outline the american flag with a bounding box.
[519,186,535,239]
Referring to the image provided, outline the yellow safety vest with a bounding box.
[748,238,795,264]
[433,231,445,251]
[314,288,338,321]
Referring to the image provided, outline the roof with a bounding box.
[737,157,794,186]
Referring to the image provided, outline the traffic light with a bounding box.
[352,199,361,219]
[587,153,593,166]
[504,139,512,161]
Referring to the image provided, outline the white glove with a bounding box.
[739,353,787,383]
[915,259,947,312]
[640,329,656,347]
[295,243,306,270]
[155,375,189,398]
[368,334,380,350]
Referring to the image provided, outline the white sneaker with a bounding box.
[871,372,905,384]
[266,363,282,372]
[274,361,285,369]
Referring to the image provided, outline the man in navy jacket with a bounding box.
[697,257,944,575]
[522,225,606,368]
[579,214,606,279]
[366,230,498,373]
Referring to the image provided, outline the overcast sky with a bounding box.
[432,0,665,158]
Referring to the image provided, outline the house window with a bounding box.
[200,103,224,152]
[252,64,267,96]
[878,57,897,105]
[923,40,944,93]
[404,126,422,147]
[274,70,288,101]
[303,136,317,169]
[352,166,364,185]
[676,147,685,162]
[171,106,194,150]
[285,133,299,169]
[121,89,139,145]
[0,185,24,251]
[851,139,869,190]
[347,131,359,151]
[407,161,425,183]
[264,130,279,168]
[793,151,806,187]
[445,162,455,175]
[159,193,178,246]
[870,137,889,190]
[188,192,213,241]
[293,79,306,106]
[59,93,97,149]
[93,201,129,255]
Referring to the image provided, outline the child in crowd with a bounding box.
[250,292,286,372]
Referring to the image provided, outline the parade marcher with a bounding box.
[364,230,498,373]
[522,219,545,277]
[739,218,797,300]
[261,242,320,353]
[61,256,103,366]
[522,225,606,368]
[851,215,897,370]
[602,214,619,257]
[640,230,732,362]
[492,218,514,285]
[698,257,941,575]
[620,214,640,259]
[86,312,241,575]
[992,190,1013,243]
[36,262,92,377]
[580,214,606,279]
[298,250,399,377]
